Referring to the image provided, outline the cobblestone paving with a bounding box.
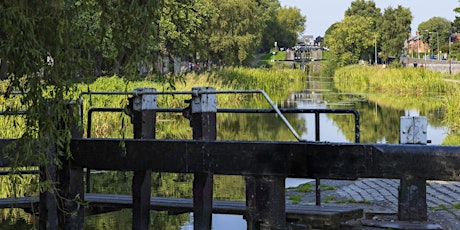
[333,179,460,229]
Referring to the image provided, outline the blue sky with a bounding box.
[279,0,458,37]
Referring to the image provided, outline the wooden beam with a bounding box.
[68,139,460,181]
[189,87,217,230]
[131,88,156,230]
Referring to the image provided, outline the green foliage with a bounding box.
[158,0,215,60]
[442,133,460,145]
[325,0,415,65]
[379,6,412,61]
[207,0,270,65]
[273,6,306,48]
[257,51,288,68]
[345,0,382,23]
[323,195,336,203]
[452,16,460,33]
[418,17,452,53]
[331,65,460,144]
[343,199,371,204]
[297,183,313,192]
[0,1,163,206]
[334,65,450,95]
[288,194,303,204]
[324,15,376,66]
[443,84,460,135]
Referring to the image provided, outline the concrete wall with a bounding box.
[403,57,460,74]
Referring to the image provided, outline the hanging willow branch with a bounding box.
[0,0,163,204]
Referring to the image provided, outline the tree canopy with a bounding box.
[0,0,307,172]
[324,0,412,66]
[379,6,412,60]
[324,15,375,66]
[418,17,452,53]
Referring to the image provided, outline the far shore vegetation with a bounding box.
[332,64,460,145]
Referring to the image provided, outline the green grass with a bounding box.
[323,195,336,203]
[286,183,336,193]
[295,183,313,193]
[333,65,460,142]
[1,67,306,139]
[334,65,451,95]
[288,194,303,204]
[257,51,290,68]
[337,199,371,205]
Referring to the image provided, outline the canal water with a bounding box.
[1,75,448,229]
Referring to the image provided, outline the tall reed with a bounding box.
[334,65,460,144]
[334,65,450,95]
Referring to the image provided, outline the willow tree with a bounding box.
[0,0,162,198]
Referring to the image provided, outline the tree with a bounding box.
[207,0,271,66]
[343,0,382,63]
[452,16,460,33]
[379,6,412,61]
[259,0,281,52]
[273,6,306,48]
[0,0,162,207]
[324,15,375,66]
[455,0,460,13]
[345,0,382,29]
[418,17,452,54]
[157,0,216,69]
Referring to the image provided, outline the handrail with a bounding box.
[3,89,360,143]
[78,89,307,142]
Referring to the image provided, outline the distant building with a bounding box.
[301,35,315,46]
[406,31,429,58]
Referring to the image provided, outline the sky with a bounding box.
[279,0,458,37]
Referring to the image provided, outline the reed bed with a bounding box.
[334,65,450,95]
[1,67,305,139]
[334,65,460,143]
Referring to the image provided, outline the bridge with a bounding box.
[1,87,460,229]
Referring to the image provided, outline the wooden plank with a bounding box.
[5,138,460,180]
[85,193,363,228]
[69,139,460,180]
[0,194,362,223]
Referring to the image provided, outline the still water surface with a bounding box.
[3,75,448,229]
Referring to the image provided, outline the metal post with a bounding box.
[189,87,216,230]
[314,111,321,206]
[398,116,428,221]
[131,88,156,230]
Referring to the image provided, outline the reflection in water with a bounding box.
[294,76,447,145]
[2,76,449,229]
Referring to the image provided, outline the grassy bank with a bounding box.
[1,67,306,139]
[333,65,460,142]
[333,65,450,94]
